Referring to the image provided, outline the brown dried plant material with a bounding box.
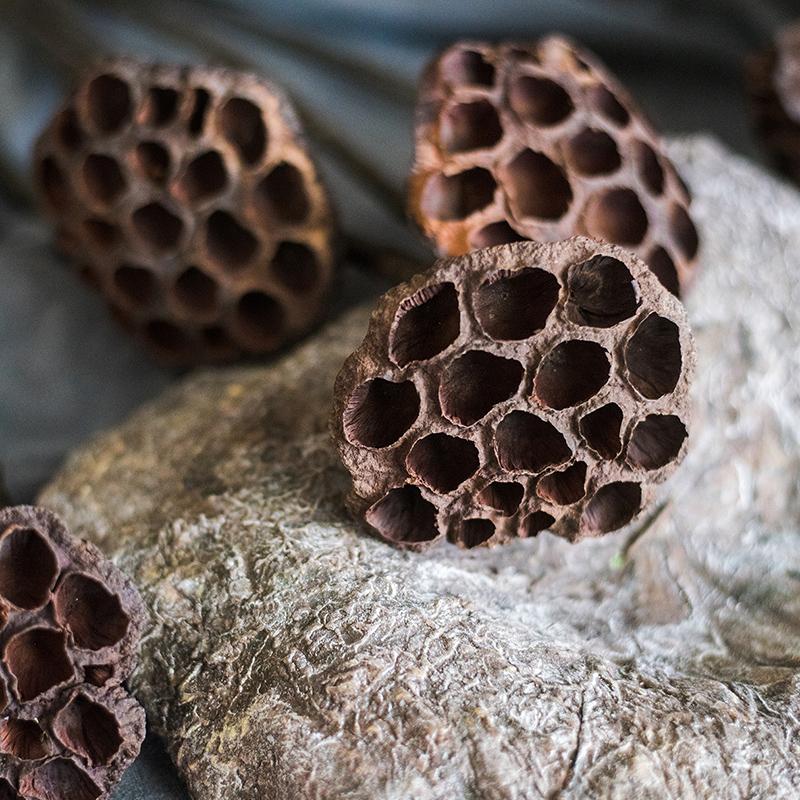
[0,506,145,799]
[33,58,337,364]
[747,22,800,183]
[332,238,694,550]
[409,36,699,297]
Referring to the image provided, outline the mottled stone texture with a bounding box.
[42,137,800,799]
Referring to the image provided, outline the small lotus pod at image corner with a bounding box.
[747,21,800,184]
[33,58,337,365]
[332,238,695,551]
[409,36,700,297]
[0,505,146,800]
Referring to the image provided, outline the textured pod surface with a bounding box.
[332,238,693,549]
[0,506,145,800]
[33,58,337,364]
[747,22,800,183]
[409,36,699,296]
[39,138,800,798]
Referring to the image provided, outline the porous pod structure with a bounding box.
[409,36,699,297]
[747,21,800,183]
[332,238,694,550]
[33,58,336,364]
[0,506,145,800]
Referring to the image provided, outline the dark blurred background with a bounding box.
[0,1,797,796]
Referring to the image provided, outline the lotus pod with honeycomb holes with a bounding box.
[747,21,800,184]
[332,238,694,550]
[33,58,337,364]
[0,505,146,800]
[409,36,699,298]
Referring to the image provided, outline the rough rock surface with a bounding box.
[42,137,800,799]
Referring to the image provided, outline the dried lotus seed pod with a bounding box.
[409,36,699,297]
[33,58,337,364]
[0,506,146,799]
[332,238,694,550]
[747,22,800,184]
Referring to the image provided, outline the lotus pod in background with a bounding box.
[34,59,337,365]
[409,36,699,297]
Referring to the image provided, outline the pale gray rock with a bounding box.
[41,137,800,799]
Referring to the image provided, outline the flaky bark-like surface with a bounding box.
[34,58,337,364]
[42,137,800,798]
[332,238,693,548]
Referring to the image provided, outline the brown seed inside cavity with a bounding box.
[420,168,496,221]
[502,150,572,220]
[627,414,687,470]
[581,481,641,534]
[54,573,130,650]
[510,76,573,126]
[566,254,639,328]
[585,188,648,246]
[625,314,682,399]
[440,100,503,152]
[343,378,420,449]
[494,411,571,473]
[470,221,527,249]
[580,403,623,459]
[565,128,620,176]
[534,340,610,410]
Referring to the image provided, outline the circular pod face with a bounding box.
[33,58,337,364]
[332,238,694,550]
[0,506,146,799]
[409,36,698,297]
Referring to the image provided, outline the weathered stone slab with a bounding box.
[42,138,800,799]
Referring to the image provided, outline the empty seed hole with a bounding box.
[0,527,58,610]
[202,326,238,356]
[406,433,479,494]
[365,485,439,545]
[54,573,130,650]
[188,88,211,136]
[581,481,641,534]
[57,107,83,151]
[343,378,420,449]
[647,246,680,296]
[85,665,114,687]
[502,150,572,220]
[440,350,523,426]
[440,100,503,152]
[477,481,524,515]
[114,264,158,307]
[132,202,183,252]
[474,268,559,340]
[206,210,258,270]
[494,411,571,473]
[219,97,267,165]
[254,162,310,225]
[5,628,73,702]
[566,254,640,327]
[173,266,218,314]
[585,188,648,246]
[86,74,131,134]
[271,241,319,293]
[134,141,170,186]
[535,340,610,410]
[440,49,495,86]
[0,719,49,760]
[82,218,120,250]
[580,403,623,459]
[588,84,630,127]
[627,414,687,470]
[470,221,527,248]
[537,462,587,505]
[670,204,699,260]
[625,314,682,399]
[82,154,126,205]
[521,510,555,537]
[54,694,122,767]
[141,86,179,127]
[389,282,459,366]
[144,320,189,355]
[19,758,101,800]
[235,291,285,349]
[566,128,621,175]
[420,168,496,221]
[509,76,573,126]
[175,150,228,203]
[456,519,495,548]
[635,140,664,195]
[39,157,70,212]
